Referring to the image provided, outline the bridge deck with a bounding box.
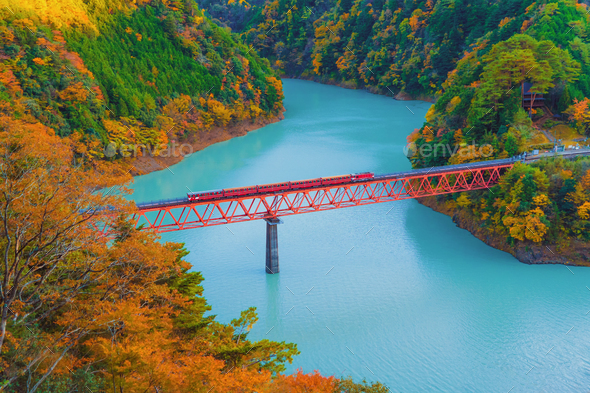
[126,150,590,233]
[136,157,518,211]
[130,158,518,233]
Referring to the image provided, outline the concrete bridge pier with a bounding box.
[265,217,282,274]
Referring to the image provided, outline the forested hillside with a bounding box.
[0,0,390,391]
[202,0,590,99]
[0,0,283,162]
[197,0,590,261]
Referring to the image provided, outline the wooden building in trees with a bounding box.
[522,82,545,110]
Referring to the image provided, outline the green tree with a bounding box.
[504,131,519,157]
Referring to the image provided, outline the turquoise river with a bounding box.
[131,80,590,392]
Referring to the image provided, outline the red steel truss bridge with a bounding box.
[130,158,518,274]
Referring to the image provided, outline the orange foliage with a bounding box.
[275,369,337,392]
[61,51,94,78]
[581,170,590,189]
[498,17,514,28]
[266,76,284,110]
[0,119,324,391]
[58,81,89,102]
[0,67,23,97]
[422,125,434,142]
[409,9,424,32]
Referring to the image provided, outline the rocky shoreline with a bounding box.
[129,109,285,176]
[418,196,590,267]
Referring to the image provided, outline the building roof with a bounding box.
[523,82,542,95]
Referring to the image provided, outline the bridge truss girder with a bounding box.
[131,164,513,233]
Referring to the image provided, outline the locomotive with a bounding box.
[187,172,374,202]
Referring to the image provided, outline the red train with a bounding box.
[187,172,374,202]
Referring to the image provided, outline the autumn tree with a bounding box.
[0,116,343,393]
[565,97,590,136]
[0,116,131,391]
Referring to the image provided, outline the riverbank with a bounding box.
[418,196,590,266]
[129,109,285,176]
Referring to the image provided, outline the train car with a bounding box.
[187,171,375,202]
[290,178,322,189]
[223,186,257,198]
[320,175,352,186]
[187,190,223,202]
[258,181,291,194]
[351,172,374,181]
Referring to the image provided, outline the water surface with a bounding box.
[131,80,590,392]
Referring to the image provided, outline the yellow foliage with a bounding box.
[201,97,232,126]
[12,18,37,32]
[265,76,284,109]
[566,183,589,206]
[454,128,463,145]
[578,202,590,220]
[448,144,491,165]
[503,207,547,242]
[456,193,471,207]
[104,119,134,146]
[425,105,437,123]
[445,200,457,210]
[249,104,263,118]
[173,94,192,114]
[0,26,15,42]
[155,115,175,134]
[446,96,461,113]
[532,194,550,207]
[135,127,168,153]
[524,210,547,242]
[6,2,95,31]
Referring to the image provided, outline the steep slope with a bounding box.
[0,0,283,171]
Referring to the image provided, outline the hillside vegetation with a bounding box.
[199,0,590,260]
[0,0,389,391]
[0,0,283,161]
